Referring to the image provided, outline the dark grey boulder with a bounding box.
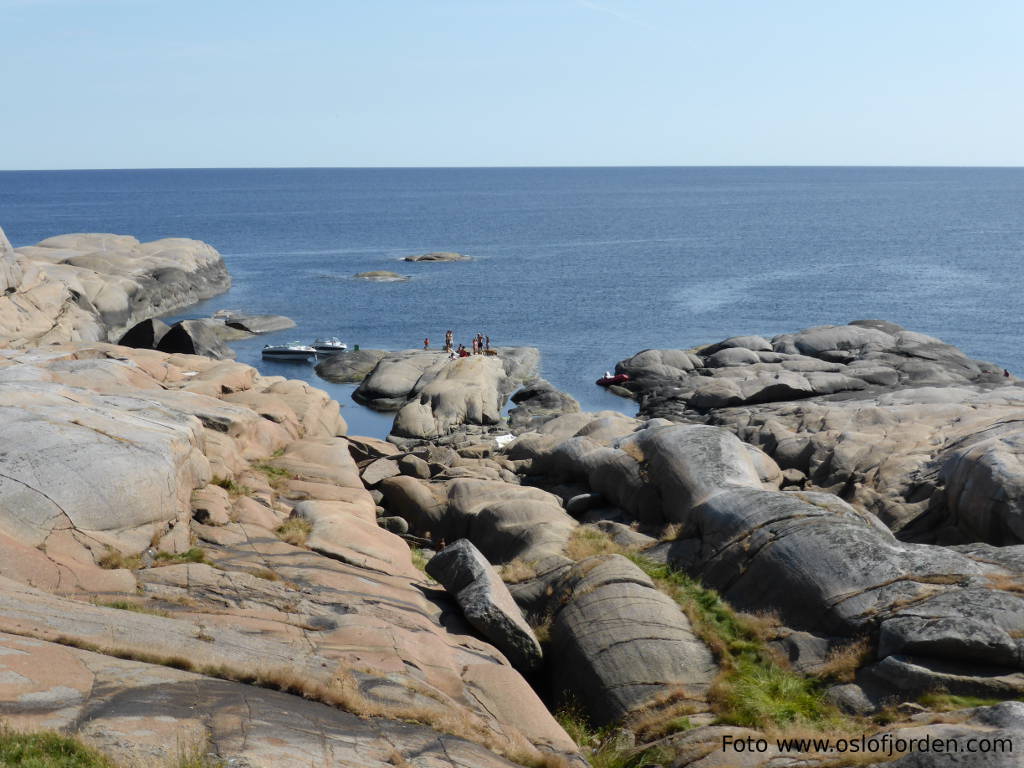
[360,457,401,486]
[547,554,716,725]
[156,319,235,359]
[398,454,431,479]
[377,516,409,534]
[508,379,580,432]
[426,539,542,671]
[314,348,388,383]
[117,317,171,349]
[824,683,878,715]
[860,654,1024,699]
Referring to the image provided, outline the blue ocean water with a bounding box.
[2,167,1023,437]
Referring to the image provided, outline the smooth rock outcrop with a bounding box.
[390,348,540,440]
[0,229,229,346]
[219,311,296,334]
[0,341,579,766]
[611,322,1024,545]
[426,539,542,671]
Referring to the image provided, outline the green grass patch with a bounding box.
[251,463,294,489]
[94,600,169,618]
[212,476,250,497]
[627,554,837,731]
[410,547,430,573]
[917,692,1006,711]
[155,548,210,566]
[96,549,141,571]
[0,726,117,767]
[553,702,670,768]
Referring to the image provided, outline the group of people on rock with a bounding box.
[422,330,492,359]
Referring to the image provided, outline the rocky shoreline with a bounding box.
[1,229,1023,767]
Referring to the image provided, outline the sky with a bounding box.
[1,0,1022,169]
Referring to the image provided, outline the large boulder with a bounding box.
[548,555,716,725]
[157,319,236,359]
[378,475,576,564]
[117,317,171,349]
[315,348,388,383]
[507,379,581,432]
[426,539,542,671]
[353,351,447,410]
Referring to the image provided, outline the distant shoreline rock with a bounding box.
[354,270,410,282]
[402,251,471,262]
[0,227,229,347]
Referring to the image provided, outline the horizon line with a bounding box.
[2,163,1024,172]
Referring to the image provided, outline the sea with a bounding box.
[2,167,1023,438]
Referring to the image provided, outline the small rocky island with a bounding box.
[403,251,472,262]
[1,224,1023,768]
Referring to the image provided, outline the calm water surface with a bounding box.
[2,167,1023,437]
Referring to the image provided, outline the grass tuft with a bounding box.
[816,636,874,683]
[917,691,1005,711]
[553,702,671,768]
[97,549,141,571]
[498,558,538,583]
[564,527,627,561]
[276,517,312,546]
[409,547,430,573]
[174,740,225,768]
[94,600,170,618]
[251,463,294,490]
[212,476,251,497]
[0,726,117,767]
[155,548,210,566]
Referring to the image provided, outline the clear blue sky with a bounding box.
[1,0,1022,169]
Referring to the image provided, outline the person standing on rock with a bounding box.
[423,337,430,350]
[485,335,490,352]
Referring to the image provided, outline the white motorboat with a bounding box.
[261,342,317,361]
[311,337,348,354]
